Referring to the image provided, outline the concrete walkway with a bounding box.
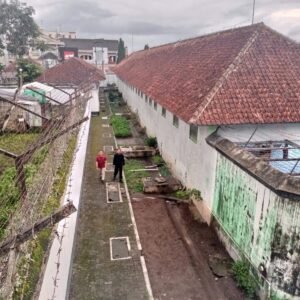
[68,95,148,299]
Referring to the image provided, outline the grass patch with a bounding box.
[12,135,77,299]
[0,133,38,175]
[110,115,132,138]
[174,189,202,200]
[0,146,48,240]
[151,154,171,177]
[124,159,148,192]
[232,261,258,299]
[152,154,164,165]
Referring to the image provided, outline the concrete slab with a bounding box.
[143,177,182,193]
[104,145,114,153]
[110,237,131,260]
[106,182,122,203]
[120,146,156,158]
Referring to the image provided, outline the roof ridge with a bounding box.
[189,28,260,124]
[129,23,264,56]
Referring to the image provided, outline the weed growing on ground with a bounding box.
[152,154,164,165]
[110,115,132,138]
[159,164,171,177]
[174,189,202,200]
[124,159,148,193]
[232,261,257,298]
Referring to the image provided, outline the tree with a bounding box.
[144,44,150,50]
[34,40,51,53]
[0,63,4,73]
[0,0,39,58]
[17,59,42,83]
[117,38,126,64]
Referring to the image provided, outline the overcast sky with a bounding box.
[25,0,300,52]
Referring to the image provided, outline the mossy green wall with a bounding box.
[213,155,300,297]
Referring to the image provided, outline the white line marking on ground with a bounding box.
[109,237,131,261]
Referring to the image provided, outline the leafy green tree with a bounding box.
[0,0,39,58]
[17,59,42,83]
[0,40,4,57]
[34,40,51,53]
[144,44,150,50]
[0,63,4,73]
[117,38,126,64]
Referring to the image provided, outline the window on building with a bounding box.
[173,115,179,128]
[154,102,157,110]
[149,98,152,106]
[162,107,166,117]
[189,124,198,143]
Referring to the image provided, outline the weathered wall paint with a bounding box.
[214,154,300,298]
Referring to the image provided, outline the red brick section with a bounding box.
[115,23,300,125]
[37,57,105,86]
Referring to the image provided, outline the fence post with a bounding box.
[15,155,27,202]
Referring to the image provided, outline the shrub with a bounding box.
[145,136,157,148]
[110,115,132,138]
[232,261,257,298]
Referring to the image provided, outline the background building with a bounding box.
[60,38,119,69]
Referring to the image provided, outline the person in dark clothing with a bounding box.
[113,148,125,182]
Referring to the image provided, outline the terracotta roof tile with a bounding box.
[37,57,105,86]
[115,23,300,125]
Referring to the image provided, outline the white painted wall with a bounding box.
[117,78,218,222]
[39,101,91,300]
[90,87,99,113]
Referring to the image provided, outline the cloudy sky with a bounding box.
[25,0,300,52]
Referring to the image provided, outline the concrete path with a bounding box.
[68,95,148,299]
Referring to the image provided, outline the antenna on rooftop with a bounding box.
[251,0,256,24]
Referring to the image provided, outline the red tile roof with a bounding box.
[37,57,105,86]
[115,23,300,125]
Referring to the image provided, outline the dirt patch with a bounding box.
[132,196,244,300]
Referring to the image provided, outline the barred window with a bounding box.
[189,124,198,143]
[173,115,179,128]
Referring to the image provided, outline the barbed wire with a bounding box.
[0,81,93,296]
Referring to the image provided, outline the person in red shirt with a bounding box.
[96,150,107,182]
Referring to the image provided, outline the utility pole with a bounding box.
[251,0,256,24]
[131,34,134,53]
